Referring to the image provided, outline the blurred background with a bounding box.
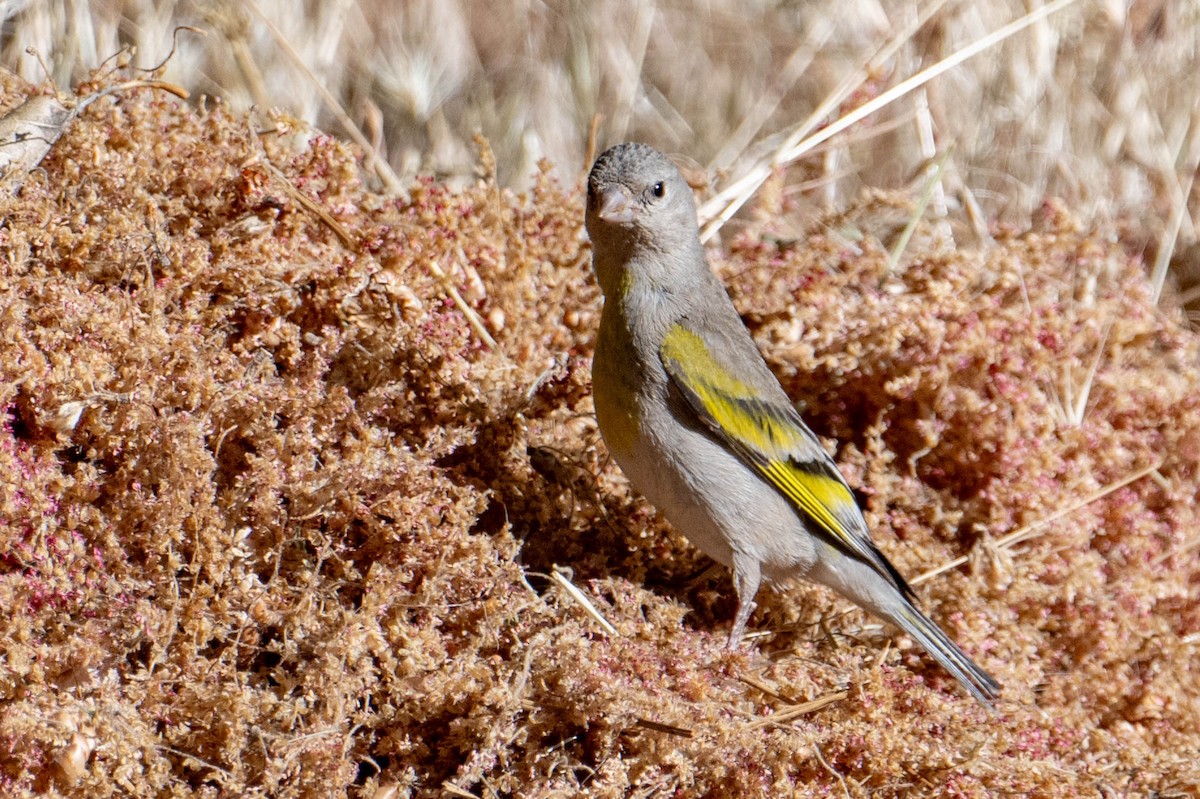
[2,0,1196,242]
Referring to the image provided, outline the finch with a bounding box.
[586,142,999,706]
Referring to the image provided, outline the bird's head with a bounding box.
[585,142,705,297]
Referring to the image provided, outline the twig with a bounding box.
[634,718,694,738]
[913,460,1163,586]
[142,26,207,75]
[1061,314,1115,426]
[1153,529,1200,567]
[550,565,618,636]
[89,79,190,103]
[428,254,498,350]
[813,742,852,799]
[887,144,955,272]
[260,160,356,250]
[744,690,849,729]
[442,781,482,799]
[157,745,233,778]
[737,673,790,704]
[1150,124,1200,303]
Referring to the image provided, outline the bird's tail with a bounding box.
[808,542,1000,706]
[893,602,1000,707]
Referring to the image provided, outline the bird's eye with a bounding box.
[651,181,666,198]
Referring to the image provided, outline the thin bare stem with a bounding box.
[698,0,1081,241]
[913,459,1162,586]
[245,0,404,196]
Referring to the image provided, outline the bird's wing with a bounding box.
[659,321,914,598]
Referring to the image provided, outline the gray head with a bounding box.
[585,143,704,292]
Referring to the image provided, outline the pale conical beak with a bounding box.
[597,185,636,223]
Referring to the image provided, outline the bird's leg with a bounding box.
[728,554,762,648]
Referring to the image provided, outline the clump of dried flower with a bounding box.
[0,66,1196,798]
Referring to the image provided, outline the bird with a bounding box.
[585,141,1000,706]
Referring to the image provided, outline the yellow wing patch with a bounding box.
[761,459,858,542]
[660,324,860,546]
[660,323,917,598]
[660,326,804,454]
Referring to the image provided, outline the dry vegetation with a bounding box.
[1,1,1199,798]
[3,2,1197,229]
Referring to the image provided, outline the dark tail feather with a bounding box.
[895,603,1000,707]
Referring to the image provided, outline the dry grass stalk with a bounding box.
[913,459,1164,586]
[2,0,1194,244]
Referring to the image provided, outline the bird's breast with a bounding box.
[592,306,650,459]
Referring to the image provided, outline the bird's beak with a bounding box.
[597,185,637,223]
